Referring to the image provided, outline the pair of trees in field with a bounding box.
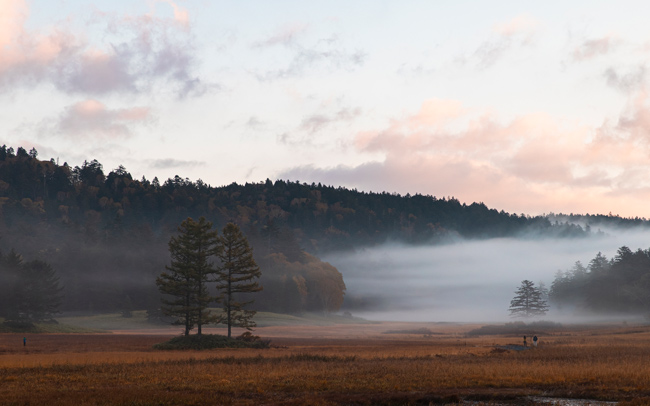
[509,280,549,318]
[0,249,63,326]
[156,217,261,338]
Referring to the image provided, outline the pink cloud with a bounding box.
[0,0,27,48]
[281,94,650,217]
[0,0,77,83]
[0,0,205,97]
[572,35,619,62]
[54,99,152,139]
[466,14,540,69]
[492,14,540,38]
[604,66,646,93]
[156,0,190,28]
[252,23,309,48]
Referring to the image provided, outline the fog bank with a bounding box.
[324,228,650,322]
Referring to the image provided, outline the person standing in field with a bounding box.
[523,335,527,347]
[23,337,26,347]
[533,335,538,347]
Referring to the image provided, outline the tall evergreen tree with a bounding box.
[156,217,219,336]
[216,223,262,338]
[509,280,549,318]
[0,249,24,320]
[19,260,64,322]
[0,251,63,324]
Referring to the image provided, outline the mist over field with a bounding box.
[325,227,650,322]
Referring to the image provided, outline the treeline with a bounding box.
[0,145,614,316]
[0,146,347,315]
[547,213,650,231]
[550,247,650,315]
[0,145,591,252]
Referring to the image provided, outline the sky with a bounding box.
[3,0,650,217]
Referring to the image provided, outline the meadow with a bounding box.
[1,317,650,405]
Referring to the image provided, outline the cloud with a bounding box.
[396,62,436,77]
[611,89,650,145]
[572,35,619,62]
[149,158,205,169]
[0,0,208,97]
[51,99,152,139]
[0,0,77,87]
[278,106,362,146]
[246,116,265,129]
[492,14,540,38]
[278,94,650,217]
[251,23,309,48]
[604,66,646,93]
[155,0,190,28]
[253,34,366,80]
[467,14,540,69]
[299,107,361,134]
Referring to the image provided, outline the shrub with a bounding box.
[235,332,260,342]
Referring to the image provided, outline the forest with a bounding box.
[0,144,642,316]
[550,246,650,316]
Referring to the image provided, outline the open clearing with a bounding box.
[2,320,650,405]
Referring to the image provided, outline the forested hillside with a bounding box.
[550,247,650,316]
[0,145,607,315]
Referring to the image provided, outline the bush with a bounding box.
[153,334,270,350]
[236,332,261,342]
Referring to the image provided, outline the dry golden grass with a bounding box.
[2,322,650,405]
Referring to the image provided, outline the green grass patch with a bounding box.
[0,319,101,333]
[57,310,154,331]
[54,310,376,332]
[252,311,377,327]
[153,334,270,350]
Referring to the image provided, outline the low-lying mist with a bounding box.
[323,227,650,323]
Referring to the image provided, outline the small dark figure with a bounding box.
[533,335,538,347]
[23,337,26,347]
[523,335,527,347]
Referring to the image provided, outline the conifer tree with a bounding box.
[156,217,219,336]
[216,223,262,338]
[509,280,549,318]
[20,259,64,322]
[0,250,63,324]
[0,249,24,321]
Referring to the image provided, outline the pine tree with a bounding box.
[0,251,63,324]
[509,280,549,318]
[216,223,262,338]
[156,217,219,336]
[20,259,64,322]
[0,249,24,321]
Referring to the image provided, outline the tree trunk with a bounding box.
[227,276,232,338]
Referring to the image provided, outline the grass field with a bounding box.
[2,318,650,405]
